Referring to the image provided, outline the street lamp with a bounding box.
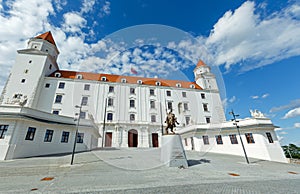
[71,105,82,165]
[101,98,107,148]
[229,110,250,164]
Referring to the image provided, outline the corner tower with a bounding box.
[194,60,218,91]
[0,32,60,108]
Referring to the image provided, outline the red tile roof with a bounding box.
[196,60,207,67]
[51,70,202,90]
[35,31,57,46]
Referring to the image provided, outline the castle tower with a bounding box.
[0,32,60,108]
[194,60,218,91]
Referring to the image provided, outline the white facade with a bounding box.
[0,32,287,162]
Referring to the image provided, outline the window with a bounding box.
[130,88,135,94]
[266,132,274,143]
[166,90,171,96]
[130,99,135,108]
[29,60,32,63]
[61,131,69,143]
[229,134,238,144]
[137,80,142,84]
[107,113,113,121]
[58,82,65,89]
[206,117,211,123]
[185,116,190,125]
[76,74,83,79]
[45,83,50,88]
[121,78,126,83]
[79,111,86,119]
[84,84,90,91]
[21,79,26,83]
[155,81,161,86]
[55,72,61,77]
[81,96,88,106]
[49,64,52,70]
[109,86,114,93]
[44,129,54,142]
[203,104,208,111]
[215,135,223,144]
[55,95,62,103]
[25,127,36,141]
[201,93,205,99]
[176,83,181,87]
[150,89,155,96]
[130,114,135,121]
[245,133,255,144]
[184,103,188,111]
[203,135,209,145]
[77,133,84,143]
[150,100,155,109]
[167,102,173,110]
[184,138,188,146]
[0,125,9,139]
[52,110,59,115]
[151,115,156,122]
[182,92,187,97]
[24,69,29,74]
[101,77,107,81]
[190,84,195,88]
[108,98,113,106]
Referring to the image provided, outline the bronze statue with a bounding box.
[165,110,179,134]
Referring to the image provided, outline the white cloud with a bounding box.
[250,93,269,99]
[222,96,237,108]
[206,1,300,72]
[283,107,300,119]
[251,95,259,99]
[99,1,111,17]
[294,123,300,128]
[81,0,95,14]
[270,99,300,112]
[62,12,87,33]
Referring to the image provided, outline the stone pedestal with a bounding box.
[160,134,188,168]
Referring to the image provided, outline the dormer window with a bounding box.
[137,80,142,84]
[55,72,61,78]
[190,84,195,89]
[176,83,181,87]
[76,74,83,79]
[121,78,126,83]
[101,77,107,81]
[155,81,161,86]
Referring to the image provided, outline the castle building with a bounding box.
[0,32,287,163]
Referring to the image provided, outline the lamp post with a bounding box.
[229,110,250,164]
[71,105,82,165]
[101,98,107,148]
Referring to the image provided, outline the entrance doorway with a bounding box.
[128,129,138,147]
[152,133,159,147]
[105,132,112,147]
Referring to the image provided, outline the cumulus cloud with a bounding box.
[294,123,300,128]
[62,12,87,33]
[206,1,300,72]
[283,107,300,119]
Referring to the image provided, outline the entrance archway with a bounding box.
[128,129,138,147]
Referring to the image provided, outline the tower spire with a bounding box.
[35,31,57,46]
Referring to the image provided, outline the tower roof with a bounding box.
[35,31,57,46]
[196,60,207,67]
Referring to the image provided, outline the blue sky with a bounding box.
[0,0,299,145]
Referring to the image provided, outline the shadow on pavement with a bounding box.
[188,158,211,167]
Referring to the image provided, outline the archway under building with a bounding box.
[128,129,138,147]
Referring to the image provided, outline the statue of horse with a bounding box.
[165,111,179,134]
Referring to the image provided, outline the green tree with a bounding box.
[282,144,300,159]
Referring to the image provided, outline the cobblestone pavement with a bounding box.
[0,148,299,193]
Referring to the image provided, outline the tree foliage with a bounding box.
[282,144,300,159]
